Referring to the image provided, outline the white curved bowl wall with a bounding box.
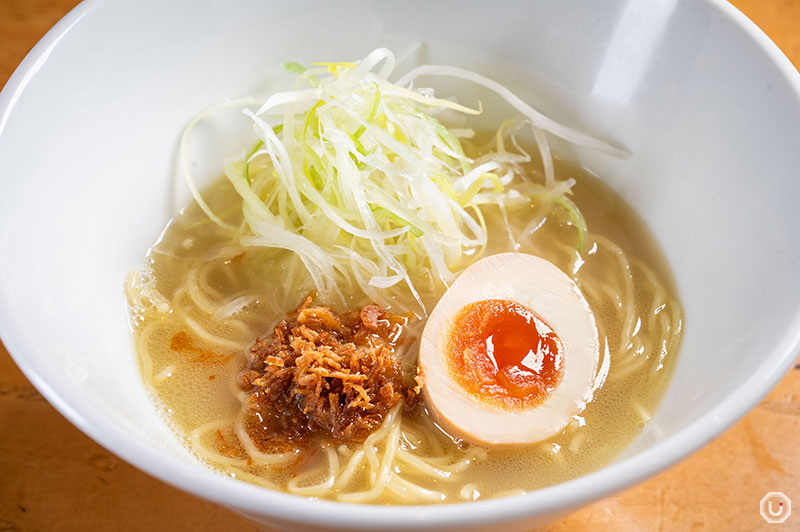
[1,1,799,530]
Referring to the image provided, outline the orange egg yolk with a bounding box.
[444,299,564,410]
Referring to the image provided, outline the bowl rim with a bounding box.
[2,0,800,529]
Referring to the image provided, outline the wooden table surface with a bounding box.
[1,1,799,530]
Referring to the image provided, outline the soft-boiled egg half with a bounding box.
[419,252,600,447]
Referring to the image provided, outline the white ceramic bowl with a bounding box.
[2,1,799,531]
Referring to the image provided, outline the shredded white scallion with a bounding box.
[180,48,627,313]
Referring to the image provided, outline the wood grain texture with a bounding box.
[1,1,798,530]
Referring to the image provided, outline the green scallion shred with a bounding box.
[243,140,264,187]
[283,62,307,74]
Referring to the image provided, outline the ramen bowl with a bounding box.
[1,1,799,530]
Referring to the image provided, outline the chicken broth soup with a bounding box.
[127,49,682,504]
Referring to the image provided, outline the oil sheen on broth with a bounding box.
[128,154,682,503]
